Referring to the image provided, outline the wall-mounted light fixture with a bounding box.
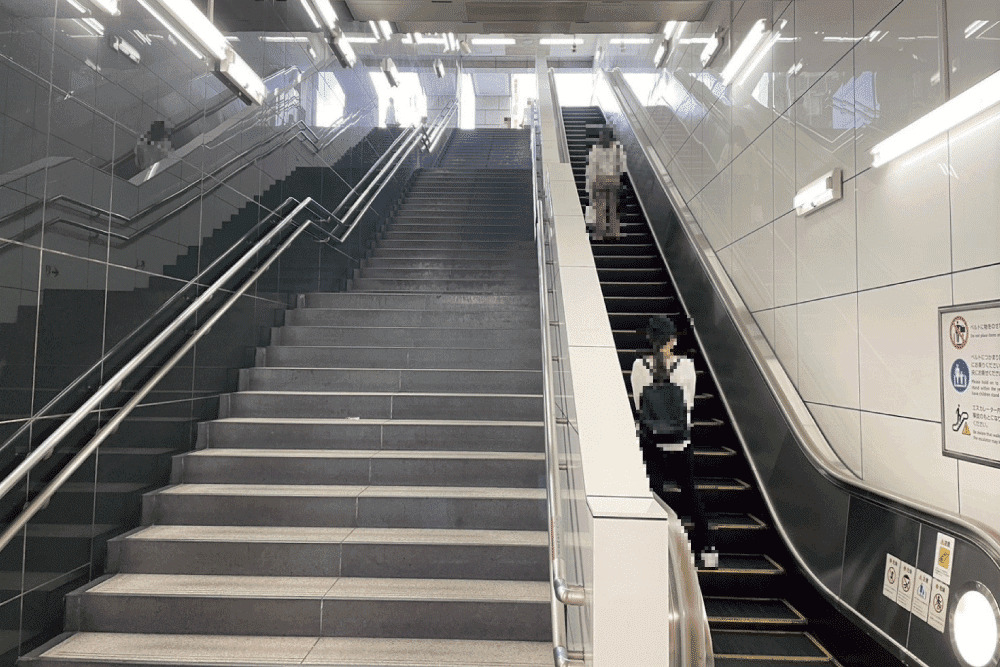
[369,20,393,41]
[459,39,472,55]
[540,37,584,46]
[794,168,843,216]
[471,37,516,46]
[871,68,1000,167]
[218,49,266,105]
[701,27,724,68]
[77,0,120,15]
[298,0,357,68]
[382,57,400,88]
[434,58,446,79]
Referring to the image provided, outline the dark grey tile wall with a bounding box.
[0,1,395,661]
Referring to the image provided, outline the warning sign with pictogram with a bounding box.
[934,533,954,585]
[927,579,950,632]
[896,561,915,611]
[883,553,901,600]
[941,302,1000,466]
[912,570,932,622]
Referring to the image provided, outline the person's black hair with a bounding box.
[646,315,677,347]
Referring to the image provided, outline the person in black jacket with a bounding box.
[632,315,718,568]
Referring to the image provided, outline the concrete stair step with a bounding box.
[361,258,534,272]
[142,484,547,530]
[64,574,549,640]
[300,292,538,310]
[174,449,545,488]
[109,525,548,579]
[23,633,552,666]
[368,248,534,260]
[287,306,537,328]
[239,367,541,393]
[199,418,544,452]
[356,267,528,281]
[350,278,536,293]
[271,324,540,348]
[217,391,543,421]
[257,345,541,370]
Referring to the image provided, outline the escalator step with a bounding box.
[663,477,751,493]
[699,553,784,576]
[704,597,806,626]
[599,281,671,297]
[711,630,836,665]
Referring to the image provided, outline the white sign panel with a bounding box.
[896,561,915,611]
[928,579,950,633]
[912,569,933,622]
[883,554,901,600]
[934,532,955,585]
[940,302,1000,466]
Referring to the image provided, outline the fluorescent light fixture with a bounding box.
[345,36,378,44]
[262,35,310,43]
[132,29,153,45]
[65,0,88,14]
[663,20,678,39]
[794,168,843,216]
[382,57,400,88]
[110,34,141,62]
[414,32,424,44]
[720,19,769,84]
[965,20,991,39]
[540,38,583,45]
[447,32,458,52]
[872,68,1000,167]
[218,50,266,105]
[82,17,105,35]
[471,37,515,45]
[300,0,338,32]
[434,58,446,78]
[298,0,321,29]
[701,28,724,68]
[329,26,356,68]
[369,20,381,40]
[378,20,393,40]
[151,0,228,60]
[611,37,653,45]
[459,39,472,55]
[653,38,671,68]
[86,0,119,15]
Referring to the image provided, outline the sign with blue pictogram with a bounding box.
[940,302,1000,467]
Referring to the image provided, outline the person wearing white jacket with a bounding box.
[632,315,718,569]
[585,127,627,241]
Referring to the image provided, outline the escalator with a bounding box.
[561,107,903,667]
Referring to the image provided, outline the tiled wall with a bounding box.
[606,0,1000,529]
[0,1,398,661]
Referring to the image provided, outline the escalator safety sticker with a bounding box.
[912,569,933,622]
[934,532,955,584]
[927,579,950,632]
[896,561,915,611]
[883,554,901,600]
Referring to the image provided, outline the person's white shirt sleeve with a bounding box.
[631,357,652,412]
[671,357,697,412]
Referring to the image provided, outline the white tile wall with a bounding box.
[797,293,860,409]
[858,275,953,420]
[861,411,959,512]
[796,177,857,302]
[617,0,1000,520]
[808,402,863,476]
[774,304,798,386]
[855,135,951,290]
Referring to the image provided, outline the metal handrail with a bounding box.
[548,69,571,164]
[530,101,586,667]
[0,102,375,251]
[0,102,443,511]
[333,103,457,242]
[0,199,320,554]
[665,505,715,667]
[0,196,301,465]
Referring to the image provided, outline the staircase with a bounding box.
[22,131,552,665]
[561,107,902,667]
